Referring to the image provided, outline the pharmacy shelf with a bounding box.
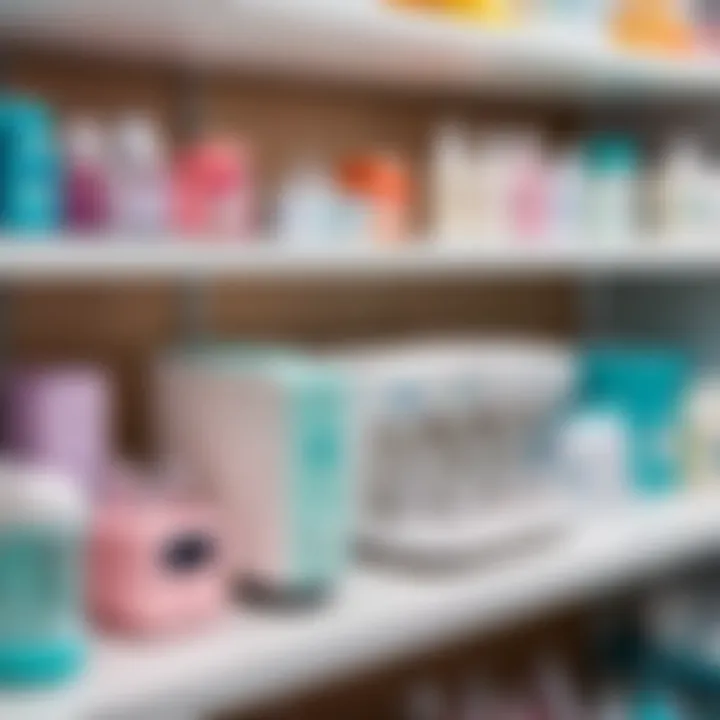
[3,495,720,720]
[2,0,720,98]
[1,240,720,281]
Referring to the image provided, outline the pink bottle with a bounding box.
[4,364,113,497]
[89,465,227,636]
[509,132,548,241]
[63,117,111,232]
[173,137,253,239]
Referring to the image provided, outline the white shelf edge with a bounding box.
[0,239,719,281]
[3,495,720,719]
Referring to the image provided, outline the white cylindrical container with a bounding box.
[684,377,720,487]
[557,410,630,509]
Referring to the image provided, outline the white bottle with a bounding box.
[549,148,585,245]
[110,114,169,234]
[684,377,720,487]
[276,162,338,246]
[557,411,630,509]
[657,137,709,242]
[432,123,474,244]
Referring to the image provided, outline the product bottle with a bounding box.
[548,147,585,244]
[276,162,338,246]
[0,96,61,235]
[684,377,720,487]
[585,135,640,244]
[433,123,474,243]
[63,117,111,232]
[109,114,170,234]
[174,137,253,239]
[509,131,548,241]
[655,137,709,242]
[0,464,87,687]
[339,153,410,245]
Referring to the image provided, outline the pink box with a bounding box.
[89,491,227,637]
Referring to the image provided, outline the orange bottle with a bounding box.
[339,154,411,245]
[612,0,693,56]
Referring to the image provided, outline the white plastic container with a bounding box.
[329,339,576,568]
[684,377,720,487]
[432,123,475,243]
[557,410,630,510]
[654,138,711,242]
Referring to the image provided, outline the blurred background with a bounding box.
[3,1,720,719]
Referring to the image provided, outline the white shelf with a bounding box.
[3,496,720,720]
[3,0,720,98]
[0,240,719,281]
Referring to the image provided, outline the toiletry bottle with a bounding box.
[509,131,548,241]
[0,96,61,235]
[433,123,474,243]
[276,161,338,246]
[63,117,111,232]
[339,153,410,245]
[174,137,253,239]
[585,135,640,244]
[110,113,170,234]
[655,137,709,242]
[684,377,720,488]
[0,464,87,687]
[548,146,585,244]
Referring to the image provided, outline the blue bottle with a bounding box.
[0,96,61,235]
[0,465,87,686]
[581,346,689,496]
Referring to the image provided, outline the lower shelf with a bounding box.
[4,495,720,720]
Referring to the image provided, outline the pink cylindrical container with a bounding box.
[89,465,227,637]
[4,365,113,496]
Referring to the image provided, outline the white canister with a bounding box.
[557,411,630,508]
[684,377,720,487]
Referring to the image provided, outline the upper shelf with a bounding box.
[3,0,720,99]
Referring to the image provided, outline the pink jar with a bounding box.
[173,138,253,239]
[89,469,227,636]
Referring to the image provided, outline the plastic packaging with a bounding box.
[63,117,111,232]
[0,464,87,687]
[109,114,170,234]
[0,97,61,234]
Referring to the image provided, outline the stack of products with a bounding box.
[432,124,720,246]
[0,94,412,245]
[0,337,717,690]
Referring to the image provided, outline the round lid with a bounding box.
[0,462,86,526]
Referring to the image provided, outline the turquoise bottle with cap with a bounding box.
[0,463,87,686]
[585,134,640,244]
[0,96,61,234]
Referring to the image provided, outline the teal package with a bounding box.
[288,368,350,590]
[581,346,690,496]
[0,527,86,686]
[0,96,61,234]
